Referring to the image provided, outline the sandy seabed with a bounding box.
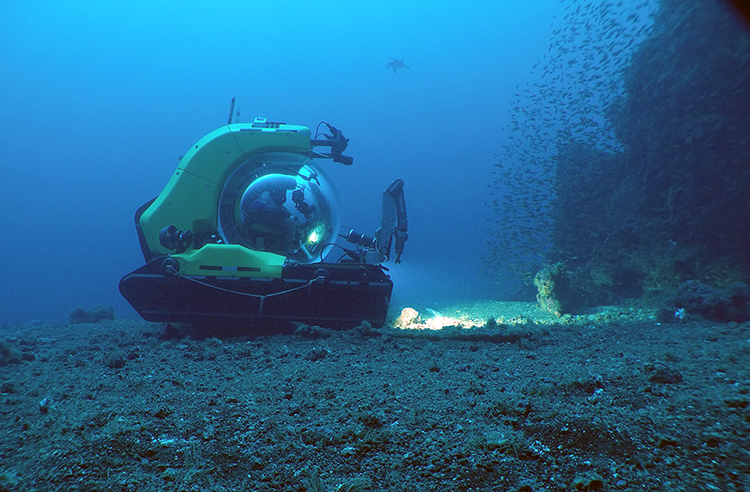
[0,301,748,492]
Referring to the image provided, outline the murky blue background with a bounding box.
[1,1,567,324]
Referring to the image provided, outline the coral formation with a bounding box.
[533,263,577,316]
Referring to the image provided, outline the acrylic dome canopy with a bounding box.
[217,152,340,264]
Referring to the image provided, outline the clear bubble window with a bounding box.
[218,153,340,264]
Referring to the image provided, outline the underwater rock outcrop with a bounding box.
[594,0,750,295]
[488,0,750,305]
[68,305,115,324]
[485,0,657,296]
[673,280,750,322]
[534,263,578,316]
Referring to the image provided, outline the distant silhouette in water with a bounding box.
[386,58,409,74]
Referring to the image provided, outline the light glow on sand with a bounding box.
[392,307,482,330]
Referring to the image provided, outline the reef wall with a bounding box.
[487,0,750,309]
[486,0,657,300]
[551,0,750,305]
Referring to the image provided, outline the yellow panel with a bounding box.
[177,126,244,184]
[139,171,220,257]
[174,244,284,278]
[229,125,311,162]
[178,124,311,185]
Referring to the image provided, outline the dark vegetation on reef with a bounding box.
[486,0,750,314]
[555,0,750,303]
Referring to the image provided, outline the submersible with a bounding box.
[120,112,407,328]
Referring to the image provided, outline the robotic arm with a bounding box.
[343,178,408,264]
[377,179,408,263]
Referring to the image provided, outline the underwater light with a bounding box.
[424,314,461,330]
[393,307,481,330]
[307,227,322,245]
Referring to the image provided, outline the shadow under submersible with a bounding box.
[120,110,407,328]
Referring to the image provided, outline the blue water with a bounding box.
[0,1,567,324]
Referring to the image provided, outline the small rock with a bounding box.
[704,433,721,447]
[104,352,126,369]
[161,467,178,482]
[359,412,385,428]
[518,483,534,492]
[656,307,681,324]
[353,320,380,337]
[573,473,604,491]
[645,362,683,384]
[572,374,605,394]
[39,397,50,413]
[725,399,749,409]
[304,348,330,361]
[657,436,678,447]
[294,324,332,339]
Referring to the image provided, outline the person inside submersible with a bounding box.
[241,185,296,253]
[240,182,319,255]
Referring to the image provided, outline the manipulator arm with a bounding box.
[377,179,408,263]
[343,178,407,264]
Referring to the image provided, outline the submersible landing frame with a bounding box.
[120,114,407,328]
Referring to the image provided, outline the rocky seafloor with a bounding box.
[1,302,748,491]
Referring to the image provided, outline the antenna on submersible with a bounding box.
[227,97,236,124]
